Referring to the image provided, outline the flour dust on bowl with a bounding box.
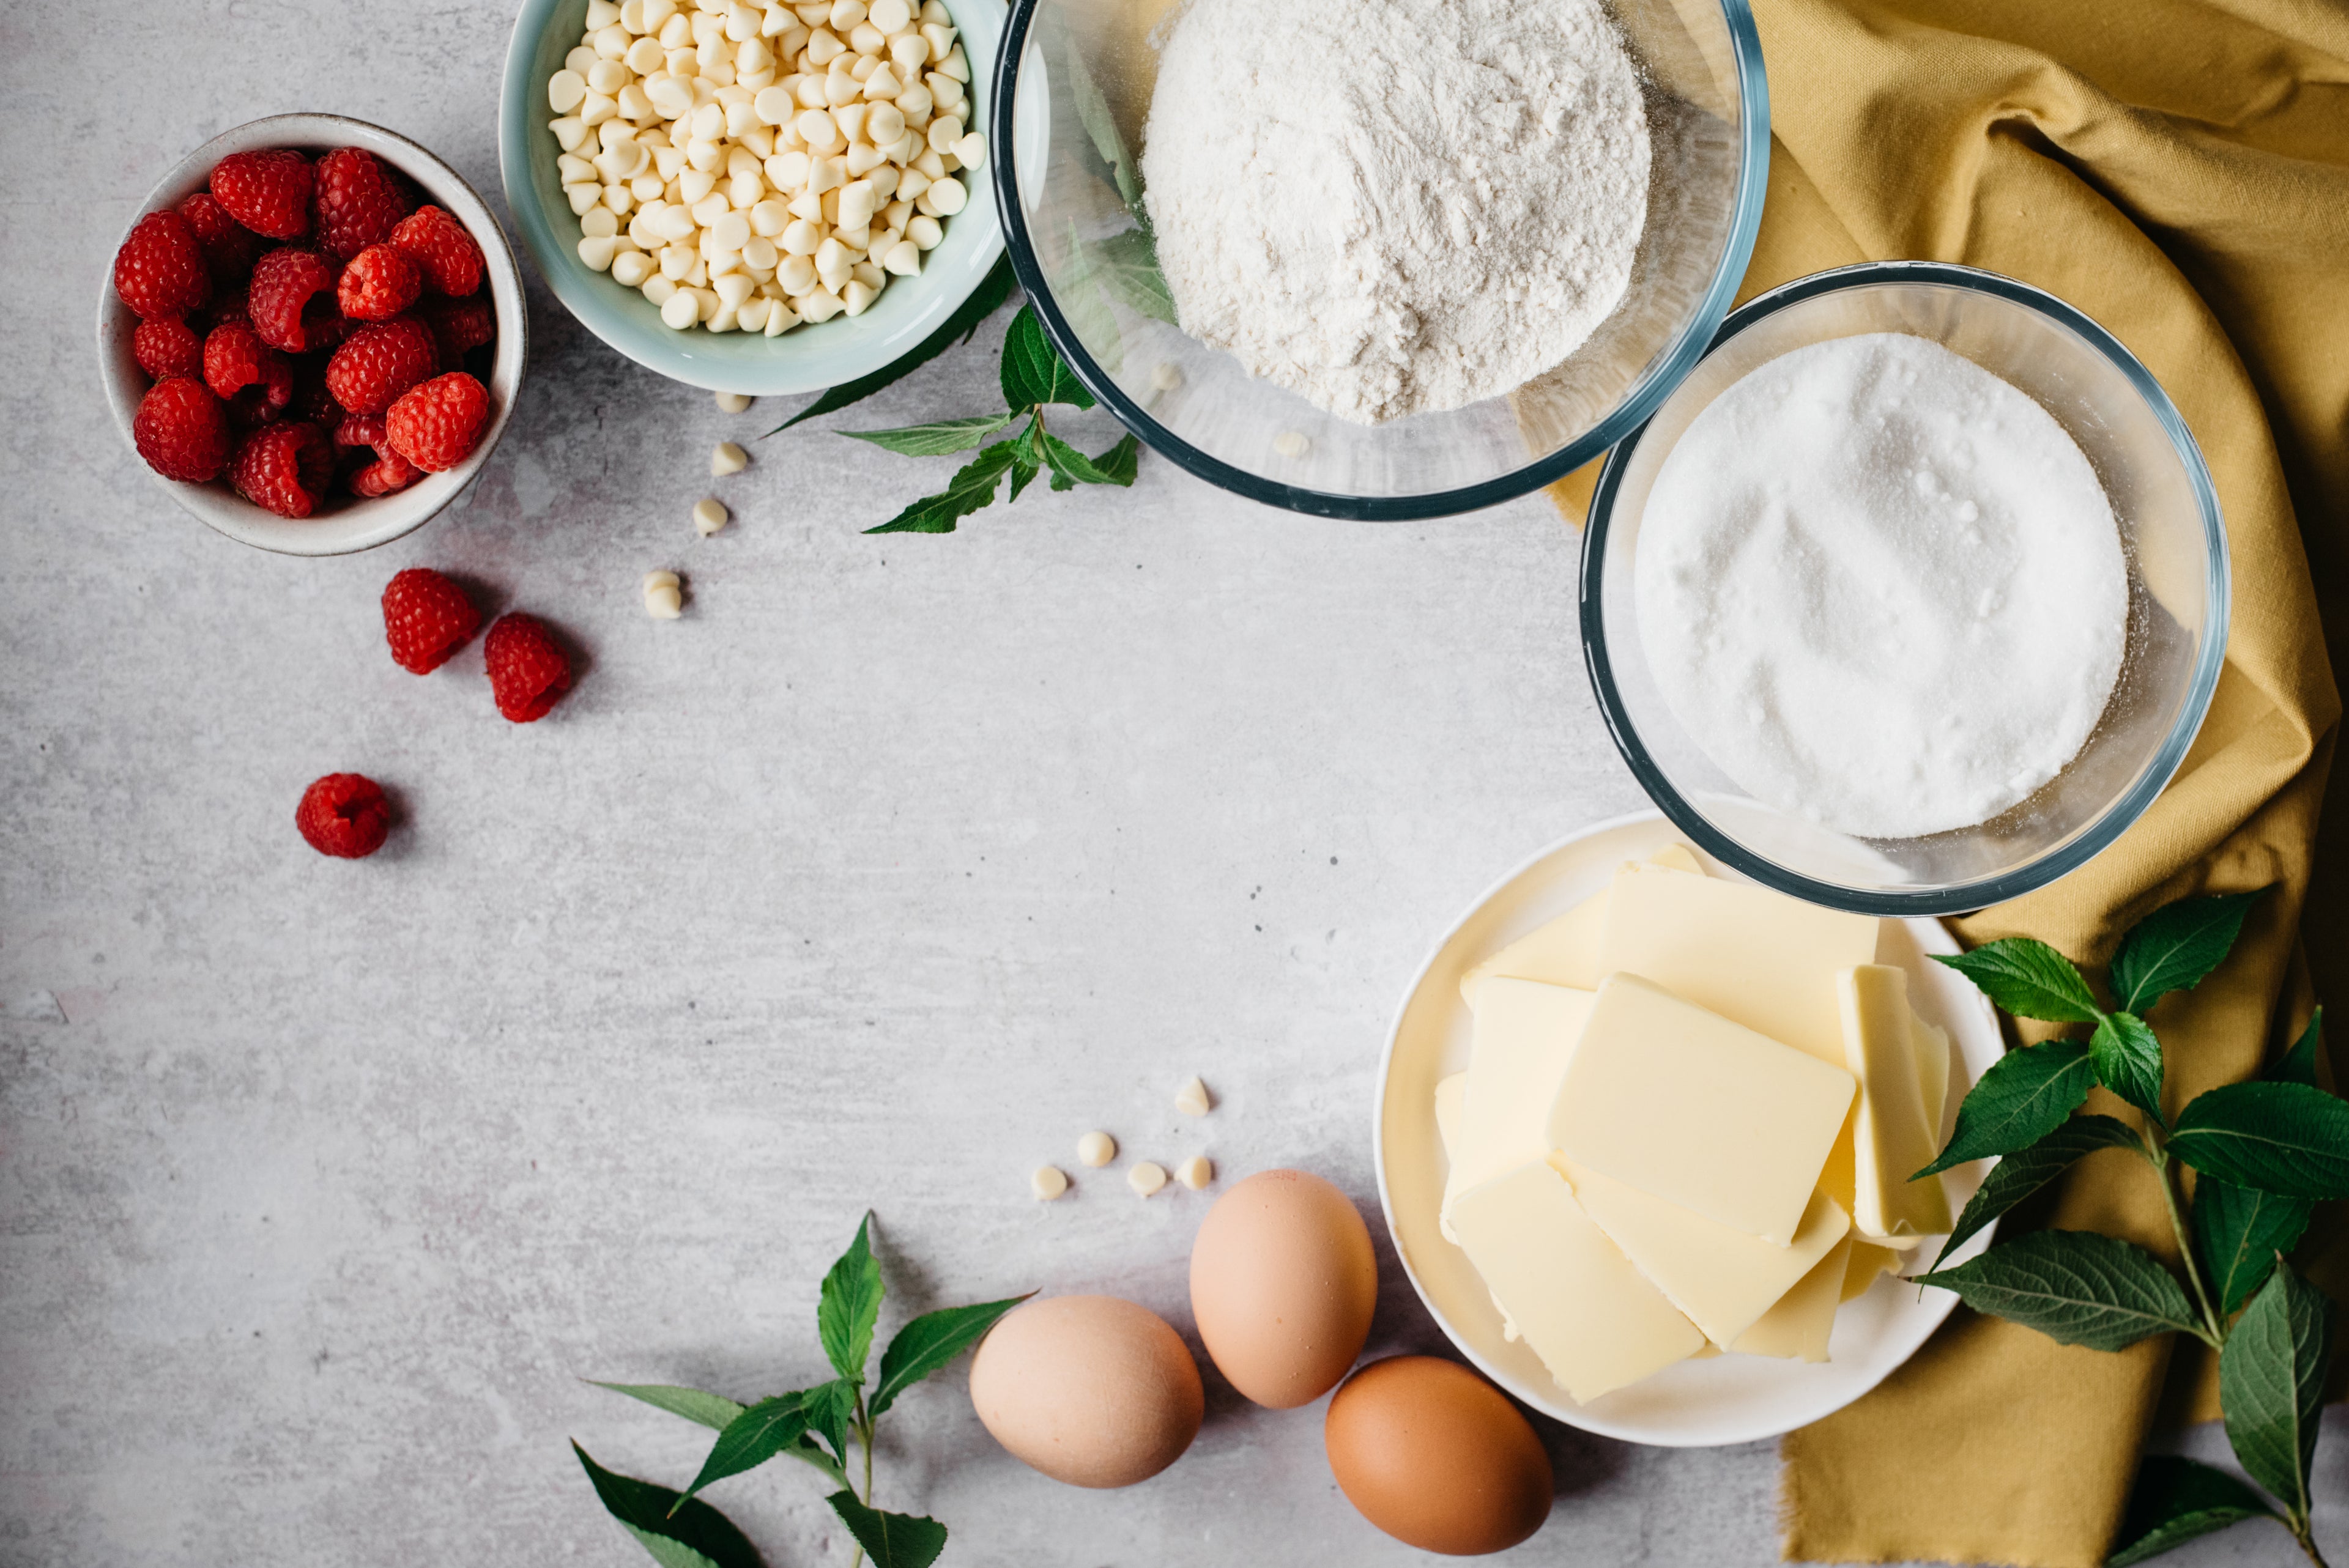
[989,0,1770,517]
[1584,262,2229,916]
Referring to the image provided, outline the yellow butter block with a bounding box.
[1842,1239,1906,1303]
[1733,1233,1852,1362]
[1913,1011,1952,1136]
[1561,1159,1852,1347]
[1839,966,1955,1244]
[1433,1071,1466,1157]
[1457,845,1705,1004]
[1549,974,1856,1246]
[1449,1161,1707,1403]
[1442,978,1595,1226]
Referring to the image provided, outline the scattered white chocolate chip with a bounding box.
[715,390,754,412]
[1176,1155,1213,1191]
[711,440,749,476]
[1274,431,1308,458]
[692,497,730,536]
[644,569,684,619]
[1031,1165,1069,1200]
[1174,1076,1212,1117]
[1150,361,1182,391]
[1128,1161,1168,1197]
[1077,1130,1116,1167]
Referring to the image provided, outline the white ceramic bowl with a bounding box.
[498,0,1009,397]
[1373,809,2003,1447]
[97,114,528,558]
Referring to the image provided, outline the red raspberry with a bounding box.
[386,372,490,472]
[326,317,440,417]
[296,772,392,858]
[484,613,574,722]
[202,322,296,427]
[389,205,484,297]
[336,243,423,321]
[248,247,347,353]
[206,280,251,328]
[113,210,212,320]
[334,411,387,452]
[177,190,264,286]
[381,568,484,673]
[352,451,425,497]
[133,377,232,483]
[229,420,335,518]
[311,147,413,261]
[134,316,206,380]
[418,294,497,369]
[335,413,423,498]
[210,149,313,241]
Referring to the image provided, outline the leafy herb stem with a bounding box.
[2143,1123,2226,1347]
[2291,1519,2331,1568]
[848,1387,876,1568]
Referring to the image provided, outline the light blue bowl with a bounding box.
[499,0,1008,396]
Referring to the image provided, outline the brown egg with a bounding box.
[1324,1356,1553,1555]
[968,1295,1203,1488]
[1188,1167,1378,1408]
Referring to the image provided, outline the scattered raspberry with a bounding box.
[202,322,295,427]
[418,294,497,369]
[352,449,425,497]
[134,316,206,380]
[382,568,484,673]
[210,149,313,241]
[325,317,440,417]
[113,210,212,320]
[385,372,490,472]
[484,613,574,722]
[389,205,484,297]
[177,190,264,286]
[132,377,232,483]
[336,243,423,321]
[248,247,346,353]
[296,772,392,859]
[311,147,414,261]
[229,420,335,517]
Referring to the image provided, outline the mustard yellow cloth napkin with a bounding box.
[1550,2,2349,1559]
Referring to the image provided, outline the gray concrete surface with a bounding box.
[5,2,2345,1564]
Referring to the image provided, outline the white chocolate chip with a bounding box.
[1174,1076,1212,1117]
[1031,1165,1069,1201]
[692,497,730,536]
[1274,431,1309,458]
[714,390,754,412]
[1077,1130,1116,1167]
[711,440,749,476]
[643,569,684,619]
[1176,1155,1213,1190]
[1128,1161,1168,1197]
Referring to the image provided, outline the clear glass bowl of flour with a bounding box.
[984,0,1769,518]
[1583,262,2230,916]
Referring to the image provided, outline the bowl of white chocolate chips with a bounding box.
[500,0,1009,394]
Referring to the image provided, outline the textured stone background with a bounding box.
[4,1,2342,1564]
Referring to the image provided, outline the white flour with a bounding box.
[1139,0,1650,425]
[1634,333,2129,839]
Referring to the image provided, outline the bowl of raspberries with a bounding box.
[98,114,528,556]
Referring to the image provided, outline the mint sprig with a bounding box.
[574,1214,1029,1568]
[1913,886,2346,1566]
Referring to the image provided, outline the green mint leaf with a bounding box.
[670,1394,809,1514]
[842,413,1018,457]
[1096,227,1178,324]
[573,1441,765,1568]
[1006,417,1044,502]
[2273,1008,2323,1087]
[800,1376,859,1463]
[819,1213,884,1382]
[2110,890,2265,1015]
[2090,1011,2166,1123]
[2169,1081,2349,1199]
[1000,305,1096,412]
[1059,220,1126,372]
[773,254,1017,431]
[2194,1178,2314,1318]
[1931,1114,2142,1271]
[1041,430,1140,489]
[826,1491,948,1568]
[587,1383,747,1431]
[1089,433,1140,485]
[2105,1455,2277,1566]
[2219,1261,2333,1522]
[1062,41,1142,214]
[1914,1230,2198,1351]
[1917,1040,2098,1178]
[870,1295,1032,1418]
[866,441,1018,534]
[1932,939,2102,1023]
[786,1432,848,1488]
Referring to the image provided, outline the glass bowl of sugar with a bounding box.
[1582,261,2228,916]
[985,0,1770,518]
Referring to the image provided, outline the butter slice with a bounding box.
[1448,1161,1706,1402]
[1449,978,1594,1199]
[1549,974,1856,1246]
[1839,966,1954,1243]
[1562,1161,1851,1347]
[1842,1239,1906,1303]
[1433,1071,1467,1157]
[1913,1011,1952,1134]
[1732,1233,1852,1361]
[1457,845,1706,1004]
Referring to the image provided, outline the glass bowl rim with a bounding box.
[1578,259,2233,915]
[985,0,1773,520]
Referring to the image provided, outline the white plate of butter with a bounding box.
[1373,808,2001,1448]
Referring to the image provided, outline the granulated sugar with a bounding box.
[1634,333,2129,839]
[1139,0,1649,425]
